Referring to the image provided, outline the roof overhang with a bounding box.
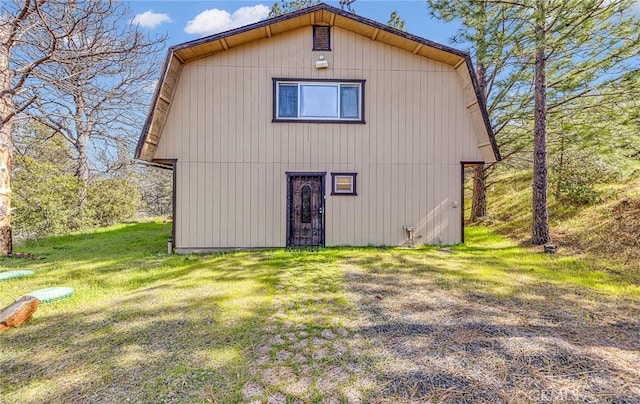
[135,3,500,163]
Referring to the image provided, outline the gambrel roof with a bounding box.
[135,3,500,163]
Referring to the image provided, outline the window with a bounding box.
[301,185,312,223]
[331,173,357,195]
[313,26,331,51]
[273,79,365,123]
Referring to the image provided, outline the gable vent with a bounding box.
[313,25,331,51]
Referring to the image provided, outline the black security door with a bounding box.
[287,173,325,246]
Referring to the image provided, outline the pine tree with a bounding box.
[387,11,406,31]
[269,0,320,17]
[429,0,532,221]
[429,0,640,244]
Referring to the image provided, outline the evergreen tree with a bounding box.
[524,0,639,244]
[428,1,532,221]
[269,0,320,17]
[387,11,406,31]
[429,0,640,244]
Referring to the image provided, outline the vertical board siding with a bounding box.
[155,26,485,249]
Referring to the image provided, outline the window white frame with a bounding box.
[273,78,365,123]
[331,173,357,195]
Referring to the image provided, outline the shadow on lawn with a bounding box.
[3,223,639,401]
[1,240,352,402]
[0,249,323,402]
[344,253,640,402]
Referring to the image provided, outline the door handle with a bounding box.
[318,207,324,215]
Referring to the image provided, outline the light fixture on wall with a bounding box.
[315,54,329,69]
[403,226,415,241]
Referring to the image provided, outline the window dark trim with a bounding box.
[312,25,331,51]
[331,172,357,196]
[272,78,366,124]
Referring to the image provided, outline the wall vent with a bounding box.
[313,25,331,51]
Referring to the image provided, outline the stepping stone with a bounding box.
[292,339,308,350]
[336,327,348,336]
[0,270,35,281]
[241,381,264,400]
[267,392,287,404]
[20,287,74,303]
[321,329,337,340]
[269,335,285,345]
[312,347,330,360]
[275,350,292,361]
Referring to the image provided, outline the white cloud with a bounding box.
[132,10,172,29]
[184,5,270,36]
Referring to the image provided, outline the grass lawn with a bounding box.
[1,221,639,402]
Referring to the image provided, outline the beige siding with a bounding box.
[155,26,484,250]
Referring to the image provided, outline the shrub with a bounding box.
[86,178,140,227]
[550,149,618,205]
[12,157,85,240]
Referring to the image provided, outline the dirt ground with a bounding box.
[344,258,640,403]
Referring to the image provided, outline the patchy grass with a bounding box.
[347,237,640,401]
[1,222,639,402]
[0,222,374,402]
[484,170,640,271]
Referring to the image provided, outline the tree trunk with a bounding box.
[471,7,489,224]
[470,165,487,221]
[532,9,550,245]
[0,140,12,255]
[0,296,40,333]
[0,30,14,255]
[471,59,489,222]
[76,133,89,215]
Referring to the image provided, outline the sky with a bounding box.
[126,1,462,51]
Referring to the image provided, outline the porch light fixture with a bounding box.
[315,54,329,69]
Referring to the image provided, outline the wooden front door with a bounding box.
[287,173,325,246]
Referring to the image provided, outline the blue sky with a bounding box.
[127,1,462,50]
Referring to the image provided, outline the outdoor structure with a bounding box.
[135,3,500,253]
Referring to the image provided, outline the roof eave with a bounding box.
[463,55,501,162]
[135,2,500,163]
[170,3,469,60]
[134,49,173,160]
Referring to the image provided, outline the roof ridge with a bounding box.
[169,3,467,60]
[135,2,501,162]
